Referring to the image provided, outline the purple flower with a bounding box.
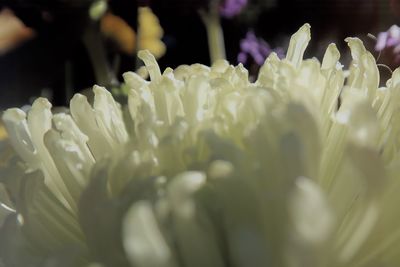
[219,0,247,18]
[375,25,400,51]
[238,31,285,66]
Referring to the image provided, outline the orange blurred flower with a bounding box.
[101,12,136,54]
[100,7,165,58]
[0,8,34,55]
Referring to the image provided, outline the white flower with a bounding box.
[1,23,400,267]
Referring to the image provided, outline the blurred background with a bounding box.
[0,0,397,109]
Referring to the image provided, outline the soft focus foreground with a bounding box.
[1,24,400,267]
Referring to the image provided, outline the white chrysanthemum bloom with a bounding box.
[2,24,400,267]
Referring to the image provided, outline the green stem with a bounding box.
[82,23,117,87]
[200,2,226,64]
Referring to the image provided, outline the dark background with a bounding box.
[0,0,394,108]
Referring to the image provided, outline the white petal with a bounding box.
[289,176,334,245]
[286,23,311,68]
[123,201,174,267]
[138,50,161,81]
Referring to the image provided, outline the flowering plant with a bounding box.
[238,30,284,66]
[219,0,248,18]
[2,24,400,267]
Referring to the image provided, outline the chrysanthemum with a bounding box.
[2,24,400,267]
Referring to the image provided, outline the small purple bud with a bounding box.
[238,52,248,64]
[375,32,388,51]
[238,31,285,67]
[219,0,248,18]
[375,25,400,52]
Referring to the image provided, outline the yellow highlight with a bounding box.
[138,7,166,59]
[0,124,7,140]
